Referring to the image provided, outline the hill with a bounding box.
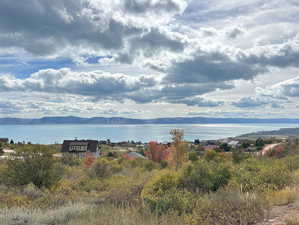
[1,116,299,125]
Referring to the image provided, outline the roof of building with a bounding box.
[124,152,147,160]
[61,140,99,153]
[0,138,9,143]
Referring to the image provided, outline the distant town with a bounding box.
[1,126,297,161]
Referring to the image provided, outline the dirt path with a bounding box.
[261,143,281,156]
[258,197,299,225]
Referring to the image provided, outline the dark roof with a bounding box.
[61,140,99,153]
[0,138,9,143]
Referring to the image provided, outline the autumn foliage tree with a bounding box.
[170,129,187,170]
[146,141,169,163]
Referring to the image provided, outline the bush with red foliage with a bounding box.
[146,141,172,163]
[84,153,96,168]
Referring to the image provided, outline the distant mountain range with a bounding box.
[1,116,299,125]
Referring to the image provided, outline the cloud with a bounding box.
[257,76,299,98]
[0,68,157,100]
[232,97,271,108]
[122,0,187,15]
[164,49,265,84]
[0,68,233,107]
[0,100,23,114]
[226,27,244,39]
[0,0,299,118]
[0,0,188,60]
[126,82,233,104]
[240,39,299,68]
[169,96,224,107]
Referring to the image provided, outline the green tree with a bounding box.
[189,151,199,162]
[5,146,61,188]
[219,143,231,152]
[256,138,265,150]
[241,141,250,149]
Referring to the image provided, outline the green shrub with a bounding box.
[232,148,247,164]
[188,152,198,162]
[4,147,62,188]
[180,160,231,193]
[160,160,168,169]
[88,158,122,178]
[61,154,81,166]
[232,158,293,192]
[22,183,43,200]
[141,170,192,213]
[129,158,158,171]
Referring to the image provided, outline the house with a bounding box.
[203,145,218,151]
[0,138,9,144]
[61,140,100,157]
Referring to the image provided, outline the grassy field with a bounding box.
[1,139,299,225]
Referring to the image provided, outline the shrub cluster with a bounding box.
[3,147,62,188]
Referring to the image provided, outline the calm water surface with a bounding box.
[0,123,299,144]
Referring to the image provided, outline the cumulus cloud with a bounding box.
[164,49,265,84]
[0,68,233,107]
[0,0,187,60]
[0,68,158,99]
[240,38,299,69]
[0,0,299,118]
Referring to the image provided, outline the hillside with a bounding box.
[2,116,299,125]
[239,127,299,139]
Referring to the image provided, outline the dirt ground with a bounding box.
[258,197,299,225]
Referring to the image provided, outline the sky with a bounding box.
[0,0,299,119]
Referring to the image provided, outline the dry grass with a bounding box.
[70,204,185,225]
[286,217,299,225]
[0,203,90,225]
[265,187,298,206]
[0,203,184,225]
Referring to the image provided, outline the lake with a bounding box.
[1,123,299,144]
